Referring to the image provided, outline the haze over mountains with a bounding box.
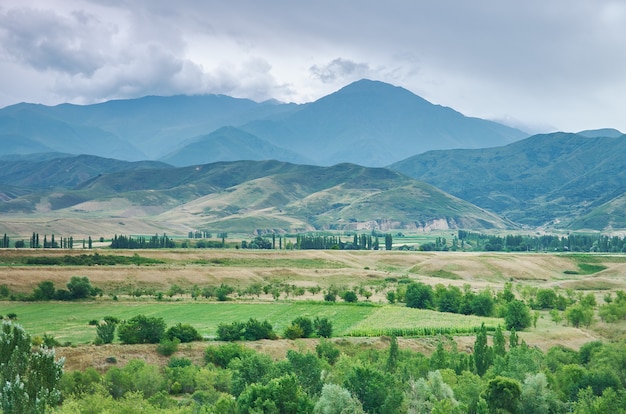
[0,79,527,167]
[0,79,624,235]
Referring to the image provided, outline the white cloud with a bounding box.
[0,0,625,132]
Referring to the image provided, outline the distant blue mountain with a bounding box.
[0,80,527,166]
[161,126,312,166]
[241,79,529,166]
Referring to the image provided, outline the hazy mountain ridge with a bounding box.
[390,130,626,229]
[0,79,527,167]
[239,79,528,166]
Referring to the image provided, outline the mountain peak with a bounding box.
[576,128,623,138]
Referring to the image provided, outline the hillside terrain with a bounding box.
[0,158,507,236]
[391,131,626,230]
[0,79,526,167]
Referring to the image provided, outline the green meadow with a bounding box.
[0,300,502,344]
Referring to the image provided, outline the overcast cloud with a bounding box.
[1,0,625,133]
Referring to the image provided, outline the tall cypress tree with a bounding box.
[474,323,492,376]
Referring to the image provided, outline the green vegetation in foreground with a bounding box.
[0,301,502,344]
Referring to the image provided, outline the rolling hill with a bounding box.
[390,130,626,229]
[0,158,509,236]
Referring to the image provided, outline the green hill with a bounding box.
[390,131,626,229]
[0,159,508,234]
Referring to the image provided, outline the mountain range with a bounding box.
[390,130,626,230]
[0,157,508,236]
[0,79,527,167]
[0,79,624,235]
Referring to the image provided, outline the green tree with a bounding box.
[482,376,522,414]
[566,304,594,328]
[405,370,461,414]
[505,300,532,331]
[493,325,507,358]
[316,339,340,365]
[406,282,434,309]
[66,276,95,300]
[474,323,492,376]
[33,280,56,301]
[291,316,314,338]
[342,290,358,303]
[165,323,201,343]
[314,317,333,338]
[230,352,276,397]
[344,366,402,413]
[519,373,562,414]
[286,350,323,396]
[0,322,64,413]
[385,335,399,373]
[117,315,166,344]
[314,383,365,414]
[237,373,314,414]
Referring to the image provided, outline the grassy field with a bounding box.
[0,300,501,344]
[1,248,625,357]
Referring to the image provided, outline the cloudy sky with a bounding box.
[1,0,625,133]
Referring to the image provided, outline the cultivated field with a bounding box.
[1,248,625,370]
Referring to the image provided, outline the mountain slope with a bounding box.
[0,106,145,159]
[390,131,626,229]
[160,126,311,166]
[241,79,528,166]
[0,160,509,234]
[0,155,171,189]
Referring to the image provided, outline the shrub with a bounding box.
[405,282,434,309]
[504,300,532,331]
[117,315,166,344]
[205,343,250,368]
[314,317,333,338]
[157,337,180,356]
[243,318,277,341]
[342,291,358,303]
[67,276,96,299]
[284,324,305,340]
[324,292,337,302]
[292,316,314,338]
[166,323,202,343]
[96,319,117,345]
[42,333,61,347]
[316,339,340,365]
[217,319,277,341]
[216,321,245,342]
[6,312,17,320]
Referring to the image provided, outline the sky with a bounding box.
[1,0,625,134]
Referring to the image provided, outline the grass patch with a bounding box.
[0,301,375,344]
[192,258,347,269]
[426,269,462,280]
[0,300,502,343]
[576,263,607,274]
[561,279,618,291]
[347,306,501,337]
